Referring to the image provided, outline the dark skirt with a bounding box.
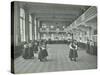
[33,46,38,53]
[87,44,90,53]
[29,47,34,57]
[23,47,34,59]
[69,49,78,58]
[22,48,29,59]
[38,49,48,59]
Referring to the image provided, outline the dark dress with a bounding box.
[69,49,73,58]
[38,47,48,60]
[87,41,90,53]
[73,50,78,58]
[33,45,38,53]
[23,47,29,59]
[69,44,78,58]
[29,46,34,58]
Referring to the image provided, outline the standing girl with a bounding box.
[69,40,78,61]
[38,41,48,62]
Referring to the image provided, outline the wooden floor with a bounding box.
[14,44,97,74]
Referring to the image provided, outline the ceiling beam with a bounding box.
[38,18,73,22]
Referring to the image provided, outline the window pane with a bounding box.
[20,18,23,40]
[29,15,32,40]
[29,15,32,22]
[23,20,26,41]
[20,8,25,42]
[29,23,32,40]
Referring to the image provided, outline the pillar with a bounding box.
[14,2,20,46]
[34,17,37,40]
[37,20,40,40]
[24,7,29,43]
[32,14,35,41]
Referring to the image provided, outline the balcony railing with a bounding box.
[40,29,66,32]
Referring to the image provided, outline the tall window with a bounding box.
[34,17,37,40]
[20,8,25,42]
[29,15,32,40]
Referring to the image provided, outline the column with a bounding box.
[34,17,37,40]
[14,2,20,46]
[24,7,29,43]
[32,14,35,41]
[37,20,40,40]
[36,18,39,40]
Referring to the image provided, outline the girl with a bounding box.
[29,42,34,59]
[23,42,29,59]
[38,42,48,62]
[33,41,38,53]
[69,41,78,61]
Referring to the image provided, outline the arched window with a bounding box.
[20,8,25,42]
[29,15,32,40]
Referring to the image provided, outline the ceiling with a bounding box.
[18,2,90,27]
